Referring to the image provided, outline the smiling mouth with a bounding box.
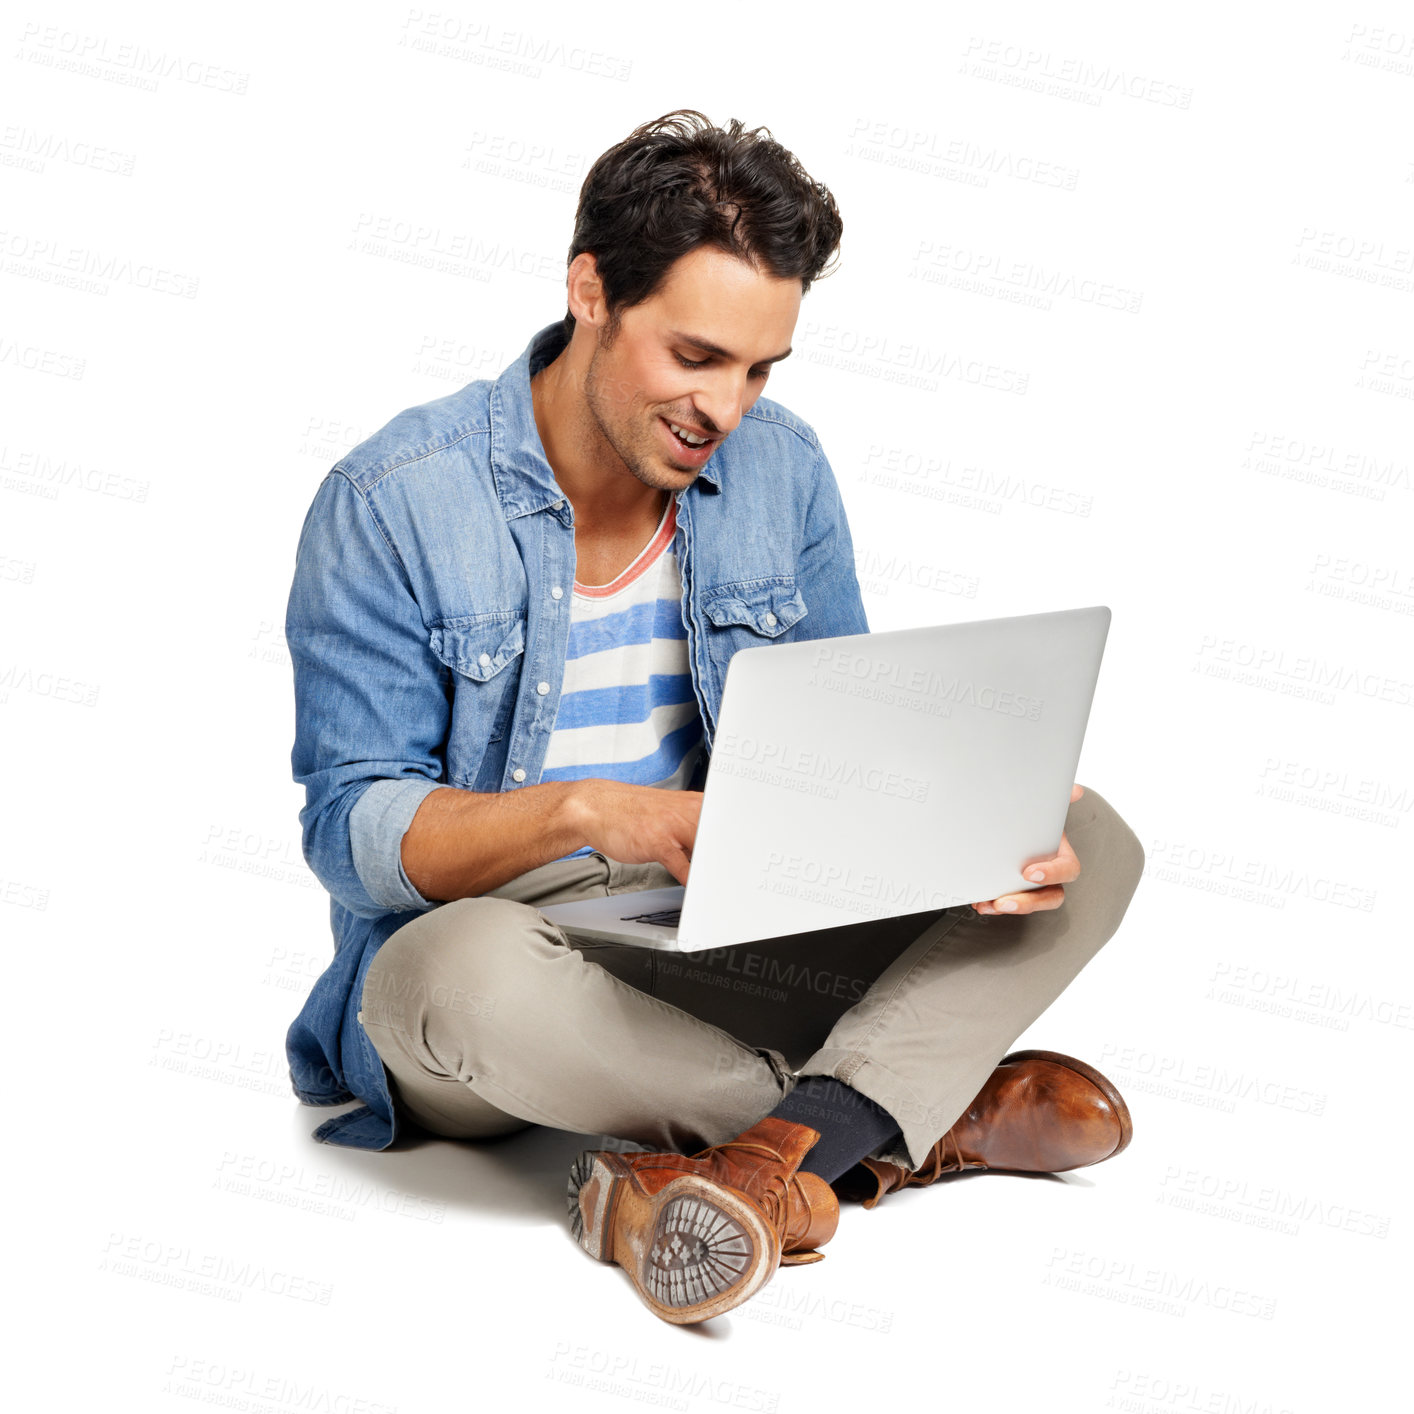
[663,418,715,448]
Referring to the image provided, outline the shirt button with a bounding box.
[479,652,492,666]
[552,499,564,510]
[536,681,549,695]
[764,612,777,626]
[512,767,526,782]
[551,586,563,600]
[356,1010,364,1024]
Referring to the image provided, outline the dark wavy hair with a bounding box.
[561,109,843,344]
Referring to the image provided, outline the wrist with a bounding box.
[561,779,595,846]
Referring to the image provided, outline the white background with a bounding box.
[6,2,1409,1408]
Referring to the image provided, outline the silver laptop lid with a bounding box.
[675,605,1110,950]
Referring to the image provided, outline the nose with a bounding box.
[692,370,749,439]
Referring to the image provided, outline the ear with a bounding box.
[566,252,608,329]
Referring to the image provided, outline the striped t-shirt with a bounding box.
[541,493,706,864]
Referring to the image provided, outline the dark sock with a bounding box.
[764,1074,903,1185]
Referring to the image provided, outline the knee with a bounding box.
[1066,786,1146,903]
[360,895,545,1033]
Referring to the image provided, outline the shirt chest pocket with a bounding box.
[428,614,526,783]
[702,576,809,638]
[700,575,809,704]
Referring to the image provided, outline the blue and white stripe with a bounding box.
[541,498,705,863]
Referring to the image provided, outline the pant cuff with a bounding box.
[792,1048,952,1172]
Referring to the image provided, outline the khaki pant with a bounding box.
[359,787,1145,1171]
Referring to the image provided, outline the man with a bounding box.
[284,110,1146,1325]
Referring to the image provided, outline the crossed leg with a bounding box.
[358,788,1144,1168]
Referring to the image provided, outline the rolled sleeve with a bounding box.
[349,776,444,912]
[286,470,451,920]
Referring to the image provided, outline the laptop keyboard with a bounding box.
[619,908,682,926]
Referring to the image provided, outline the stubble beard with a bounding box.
[583,332,689,494]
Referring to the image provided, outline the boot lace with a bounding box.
[894,1124,966,1192]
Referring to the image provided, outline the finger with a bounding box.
[661,845,691,887]
[1051,829,1081,882]
[1072,783,1085,802]
[1021,831,1082,888]
[976,885,1066,915]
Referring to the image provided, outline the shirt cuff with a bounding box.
[348,777,445,912]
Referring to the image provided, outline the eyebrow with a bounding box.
[668,330,793,365]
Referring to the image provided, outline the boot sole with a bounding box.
[567,1151,780,1324]
[1001,1048,1134,1161]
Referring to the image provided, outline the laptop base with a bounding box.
[541,885,686,950]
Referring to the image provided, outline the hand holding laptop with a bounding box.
[970,783,1085,916]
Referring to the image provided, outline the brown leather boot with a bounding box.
[567,1116,839,1324]
[835,1049,1133,1209]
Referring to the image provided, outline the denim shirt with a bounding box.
[284,320,872,1149]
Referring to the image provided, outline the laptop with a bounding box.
[537,604,1111,953]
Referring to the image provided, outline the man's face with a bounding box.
[581,245,801,491]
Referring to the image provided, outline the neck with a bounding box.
[530,334,669,528]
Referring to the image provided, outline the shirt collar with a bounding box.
[489,320,722,520]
